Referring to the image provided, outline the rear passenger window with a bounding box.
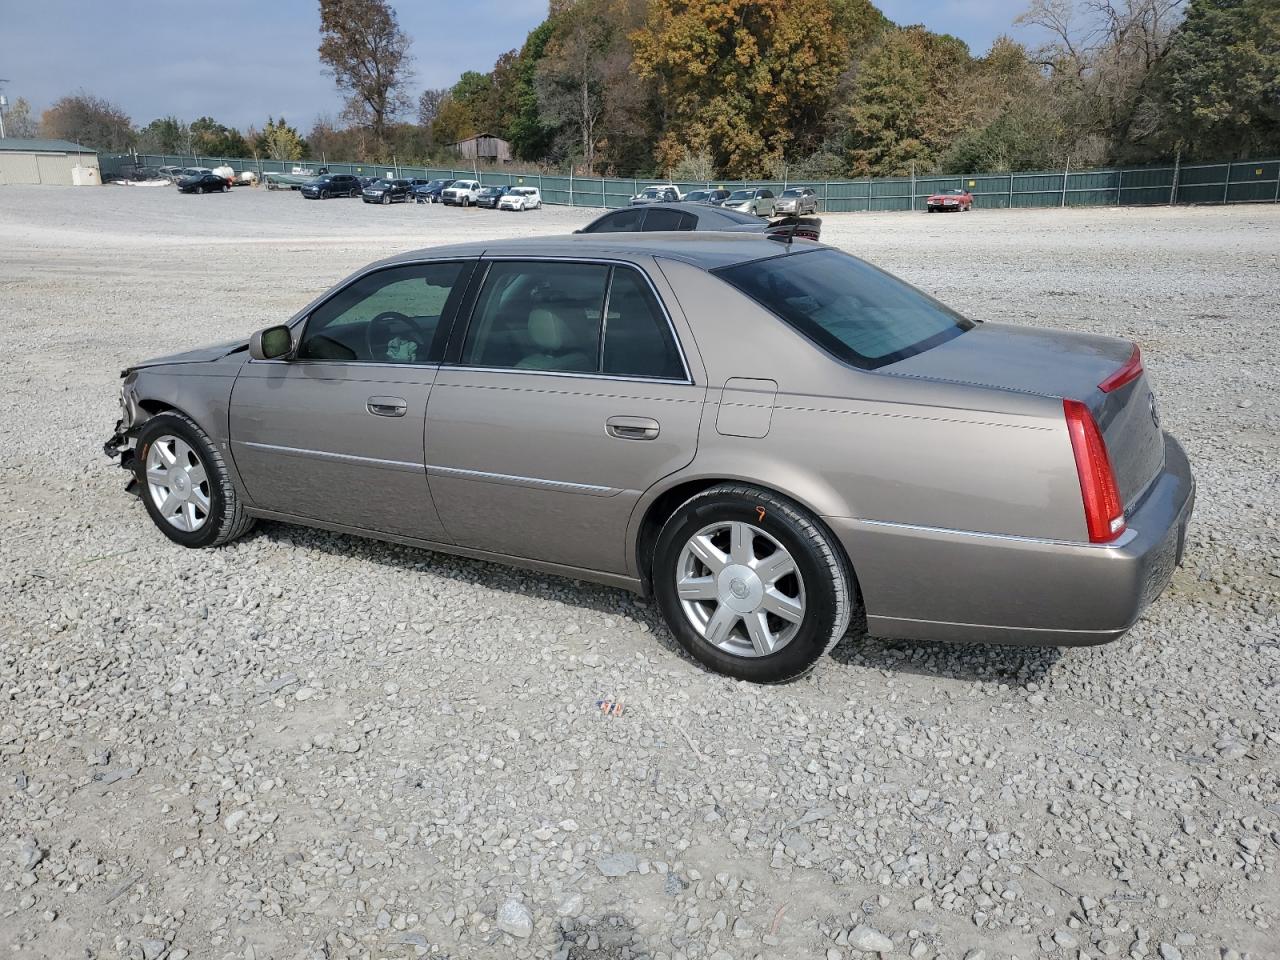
[642,209,697,232]
[602,269,684,379]
[460,262,684,380]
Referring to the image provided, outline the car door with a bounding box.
[758,190,775,216]
[229,259,477,542]
[425,257,705,574]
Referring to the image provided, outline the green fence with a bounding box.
[101,153,1280,212]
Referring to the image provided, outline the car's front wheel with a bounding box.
[135,412,255,549]
[653,484,854,682]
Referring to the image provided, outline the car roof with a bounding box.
[382,230,820,271]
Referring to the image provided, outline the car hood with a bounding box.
[129,338,248,371]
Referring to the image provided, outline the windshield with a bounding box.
[640,188,663,198]
[685,191,709,201]
[713,249,974,369]
[781,189,804,197]
[727,190,752,201]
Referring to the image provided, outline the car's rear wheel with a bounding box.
[221,184,229,193]
[135,412,255,549]
[653,484,854,683]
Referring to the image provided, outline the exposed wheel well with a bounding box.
[635,478,860,604]
[137,399,177,418]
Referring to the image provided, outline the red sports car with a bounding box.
[926,188,973,212]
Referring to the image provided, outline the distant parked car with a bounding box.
[498,186,543,211]
[362,178,412,204]
[177,172,231,194]
[156,165,184,183]
[722,187,776,217]
[441,179,483,206]
[684,188,732,205]
[577,201,821,241]
[413,178,455,203]
[774,187,819,215]
[301,174,361,199]
[475,185,513,209]
[926,188,973,212]
[630,184,681,205]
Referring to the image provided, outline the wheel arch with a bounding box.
[630,473,860,601]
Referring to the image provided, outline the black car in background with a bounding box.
[577,201,821,241]
[301,174,361,199]
[475,185,512,209]
[177,172,231,194]
[412,178,456,203]
[684,188,732,205]
[362,178,413,204]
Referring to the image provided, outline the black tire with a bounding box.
[652,484,855,683]
[382,193,390,205]
[134,412,255,549]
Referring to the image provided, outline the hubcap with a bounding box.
[145,434,211,532]
[676,521,806,658]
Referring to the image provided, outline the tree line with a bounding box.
[16,0,1279,178]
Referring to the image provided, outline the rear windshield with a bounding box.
[713,248,974,369]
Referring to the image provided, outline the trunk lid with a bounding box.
[885,322,1165,510]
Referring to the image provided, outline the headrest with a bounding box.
[528,307,573,351]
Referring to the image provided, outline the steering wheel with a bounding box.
[366,311,421,361]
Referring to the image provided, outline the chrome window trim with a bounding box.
[856,517,1140,550]
[454,255,694,385]
[434,364,692,386]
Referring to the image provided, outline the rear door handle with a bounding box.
[606,416,660,440]
[367,396,408,417]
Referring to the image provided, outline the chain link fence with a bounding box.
[100,153,1280,212]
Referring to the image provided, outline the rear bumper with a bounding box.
[828,433,1195,646]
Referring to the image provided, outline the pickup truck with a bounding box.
[441,179,482,206]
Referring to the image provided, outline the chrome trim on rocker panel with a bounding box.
[426,463,620,497]
[854,517,1140,550]
[239,440,422,473]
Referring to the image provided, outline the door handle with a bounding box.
[606,416,660,440]
[367,396,408,417]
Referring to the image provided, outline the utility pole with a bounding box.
[0,80,10,139]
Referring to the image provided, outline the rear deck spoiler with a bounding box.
[766,216,822,243]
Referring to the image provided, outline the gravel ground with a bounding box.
[1,186,1277,960]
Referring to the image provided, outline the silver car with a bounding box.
[774,187,819,215]
[104,234,1194,683]
[722,188,776,216]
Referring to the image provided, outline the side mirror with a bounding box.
[250,324,293,361]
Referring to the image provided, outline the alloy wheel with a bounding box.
[676,520,806,658]
[145,434,211,532]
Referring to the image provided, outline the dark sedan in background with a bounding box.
[684,188,732,205]
[577,202,821,241]
[475,185,513,209]
[362,178,413,205]
[301,174,361,199]
[177,173,230,194]
[412,178,456,203]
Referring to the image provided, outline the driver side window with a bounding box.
[297,261,470,363]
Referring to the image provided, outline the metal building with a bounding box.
[0,138,101,185]
[449,134,512,164]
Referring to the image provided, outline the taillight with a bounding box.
[1063,399,1125,542]
[1099,344,1142,393]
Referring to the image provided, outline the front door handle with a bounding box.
[606,416,660,440]
[367,396,408,417]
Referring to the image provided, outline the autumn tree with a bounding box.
[190,117,249,156]
[632,0,851,178]
[256,117,306,160]
[3,97,38,139]
[318,0,413,143]
[417,88,447,127]
[840,26,974,176]
[40,93,135,150]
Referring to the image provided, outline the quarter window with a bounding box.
[296,261,470,363]
[460,261,685,379]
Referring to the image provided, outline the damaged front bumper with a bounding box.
[104,418,141,496]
